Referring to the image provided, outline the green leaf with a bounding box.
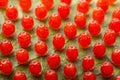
[0,0,120,80]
